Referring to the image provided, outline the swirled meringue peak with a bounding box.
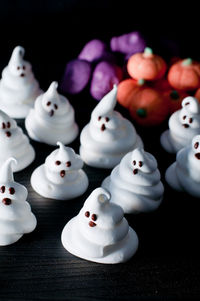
[61,187,138,264]
[102,148,164,213]
[25,81,79,145]
[0,46,42,118]
[160,96,200,153]
[31,142,88,200]
[80,85,143,168]
[0,158,37,246]
[0,110,35,171]
[165,135,200,197]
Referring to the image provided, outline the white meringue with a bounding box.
[102,148,164,213]
[61,187,138,264]
[165,135,200,197]
[0,158,37,246]
[80,85,143,168]
[0,110,35,172]
[31,142,88,200]
[25,81,78,145]
[0,46,42,118]
[160,97,200,153]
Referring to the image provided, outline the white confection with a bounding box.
[0,158,37,246]
[102,148,164,214]
[25,81,78,145]
[165,135,200,197]
[0,110,35,172]
[160,97,200,153]
[0,46,42,118]
[61,187,138,264]
[79,85,143,169]
[31,142,88,200]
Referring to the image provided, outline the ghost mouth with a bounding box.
[101,124,106,131]
[60,170,66,178]
[20,73,25,77]
[195,153,200,160]
[49,110,54,117]
[89,221,96,227]
[5,131,11,137]
[133,168,138,175]
[182,124,189,128]
[2,198,12,205]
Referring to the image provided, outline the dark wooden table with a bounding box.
[1,3,200,300]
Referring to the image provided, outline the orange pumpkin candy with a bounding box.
[168,58,200,91]
[117,78,144,108]
[127,47,167,81]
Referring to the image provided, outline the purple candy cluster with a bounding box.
[60,32,146,100]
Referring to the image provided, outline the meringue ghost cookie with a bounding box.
[0,110,35,171]
[165,135,200,197]
[25,81,79,145]
[61,187,138,264]
[0,46,42,118]
[160,97,200,153]
[102,148,164,214]
[0,158,37,246]
[80,85,143,168]
[31,142,88,200]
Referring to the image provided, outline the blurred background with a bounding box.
[0,0,199,89]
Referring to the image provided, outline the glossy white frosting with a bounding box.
[25,81,78,145]
[0,158,37,246]
[165,135,200,197]
[0,110,35,171]
[0,46,42,118]
[102,148,164,213]
[161,97,200,153]
[61,187,138,264]
[80,85,143,168]
[31,142,88,200]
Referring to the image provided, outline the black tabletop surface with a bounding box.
[0,2,200,300]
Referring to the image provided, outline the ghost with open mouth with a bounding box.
[0,158,37,246]
[25,81,78,145]
[0,46,42,118]
[61,187,138,264]
[0,110,35,171]
[80,85,143,169]
[165,135,200,197]
[102,148,164,214]
[160,96,200,153]
[31,142,88,200]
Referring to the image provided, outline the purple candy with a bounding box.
[110,31,146,55]
[61,59,92,94]
[78,39,108,63]
[90,61,123,100]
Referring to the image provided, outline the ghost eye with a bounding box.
[47,101,51,106]
[139,161,143,167]
[66,161,71,167]
[133,160,136,165]
[105,117,110,122]
[0,186,5,193]
[189,118,193,124]
[7,122,11,128]
[9,187,15,195]
[91,214,97,221]
[85,211,90,218]
[17,66,20,70]
[2,122,6,129]
[22,65,26,70]
[55,160,61,165]
[194,142,199,149]
[98,116,101,121]
[183,115,186,120]
[54,104,58,110]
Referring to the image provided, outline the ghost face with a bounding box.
[44,100,59,117]
[54,158,72,179]
[0,182,27,208]
[132,158,143,175]
[10,61,31,78]
[91,111,122,134]
[1,119,12,137]
[193,137,200,160]
[84,210,98,227]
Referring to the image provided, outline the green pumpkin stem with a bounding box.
[137,108,147,118]
[144,47,153,57]
[182,58,192,66]
[138,79,145,86]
